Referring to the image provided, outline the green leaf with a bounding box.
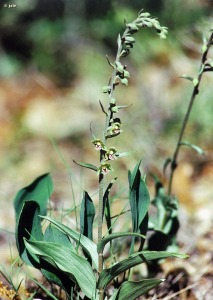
[103,177,117,225]
[179,74,193,81]
[117,104,132,110]
[98,251,188,289]
[163,157,172,176]
[44,224,75,251]
[151,181,179,239]
[14,173,53,221]
[111,278,164,300]
[151,180,166,230]
[179,141,205,156]
[73,160,98,172]
[138,212,148,251]
[128,160,150,253]
[41,216,98,270]
[16,200,43,267]
[14,174,53,267]
[97,232,145,254]
[80,191,95,241]
[99,99,107,115]
[41,225,76,292]
[40,258,76,297]
[128,159,142,189]
[116,152,129,158]
[25,240,96,299]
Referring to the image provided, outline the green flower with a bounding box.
[97,163,113,176]
[105,147,117,160]
[92,139,105,151]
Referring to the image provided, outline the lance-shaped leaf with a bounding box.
[179,141,205,156]
[110,278,164,300]
[129,159,142,189]
[99,100,107,115]
[41,216,98,270]
[14,173,53,221]
[163,157,172,177]
[24,240,96,299]
[80,191,95,241]
[117,104,132,110]
[128,160,150,253]
[73,160,98,172]
[98,251,188,289]
[103,177,117,224]
[16,200,43,267]
[97,232,145,254]
[116,152,129,158]
[179,74,193,81]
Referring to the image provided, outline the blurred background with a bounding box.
[0,0,212,296]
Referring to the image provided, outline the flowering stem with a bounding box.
[96,12,168,299]
[103,35,126,143]
[97,29,130,300]
[168,32,213,196]
[98,31,125,266]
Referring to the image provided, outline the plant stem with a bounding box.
[96,13,169,297]
[97,29,130,300]
[98,171,104,300]
[168,32,213,195]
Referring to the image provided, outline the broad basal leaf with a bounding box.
[41,224,76,291]
[25,240,96,299]
[41,216,98,270]
[44,224,75,252]
[14,173,53,221]
[16,200,43,267]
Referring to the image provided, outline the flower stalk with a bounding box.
[95,10,168,299]
[168,31,213,195]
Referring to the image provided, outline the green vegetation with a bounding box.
[0,2,212,300]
